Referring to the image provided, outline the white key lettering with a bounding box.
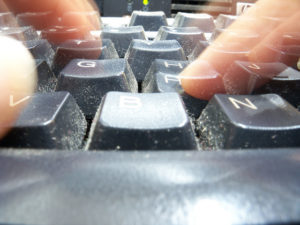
[164,61,183,69]
[119,96,142,109]
[9,95,31,107]
[77,61,96,68]
[164,75,181,84]
[229,97,258,110]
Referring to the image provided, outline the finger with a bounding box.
[249,12,300,66]
[181,0,300,100]
[0,36,36,139]
[3,0,101,43]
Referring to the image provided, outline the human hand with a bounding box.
[181,0,300,100]
[0,0,100,138]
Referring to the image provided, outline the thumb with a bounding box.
[0,36,36,139]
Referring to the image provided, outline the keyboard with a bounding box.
[0,7,300,225]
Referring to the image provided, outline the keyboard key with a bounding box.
[99,39,120,59]
[155,26,206,56]
[198,94,300,149]
[87,92,198,150]
[223,61,287,94]
[187,40,209,61]
[62,11,101,29]
[0,26,39,41]
[17,11,56,30]
[56,59,138,118]
[0,12,18,27]
[101,26,147,57]
[142,59,207,118]
[254,67,300,109]
[215,14,238,29]
[0,92,86,149]
[35,59,57,93]
[129,11,168,31]
[172,12,215,33]
[26,39,55,67]
[125,40,186,82]
[41,26,92,46]
[52,39,102,75]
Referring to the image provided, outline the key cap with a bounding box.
[254,66,300,109]
[0,92,86,149]
[0,26,39,41]
[35,59,57,93]
[223,61,287,94]
[101,26,147,58]
[99,39,119,59]
[187,40,209,61]
[0,12,18,27]
[142,59,207,118]
[52,39,102,75]
[87,92,198,150]
[155,26,206,56]
[129,11,168,31]
[56,59,138,119]
[198,94,300,149]
[215,14,238,29]
[41,26,92,46]
[62,11,101,29]
[255,44,300,69]
[25,39,55,67]
[125,40,186,82]
[17,11,56,30]
[172,12,215,33]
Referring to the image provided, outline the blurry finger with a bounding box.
[3,0,101,43]
[181,0,300,100]
[0,36,36,138]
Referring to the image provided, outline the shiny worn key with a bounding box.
[87,92,198,150]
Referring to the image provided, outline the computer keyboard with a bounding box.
[0,7,300,225]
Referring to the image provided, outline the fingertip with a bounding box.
[181,60,225,100]
[0,36,36,139]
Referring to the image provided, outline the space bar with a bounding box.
[0,149,299,225]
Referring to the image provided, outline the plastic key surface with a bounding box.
[56,59,138,119]
[99,39,120,59]
[87,92,198,150]
[198,94,300,149]
[143,59,207,118]
[52,39,102,75]
[0,26,39,41]
[101,26,147,58]
[26,39,55,67]
[35,59,57,93]
[254,66,300,109]
[0,92,86,149]
[155,26,206,56]
[188,40,209,61]
[0,149,299,224]
[129,11,168,31]
[172,12,215,33]
[0,12,18,27]
[125,40,186,82]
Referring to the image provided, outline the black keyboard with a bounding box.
[0,8,300,225]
